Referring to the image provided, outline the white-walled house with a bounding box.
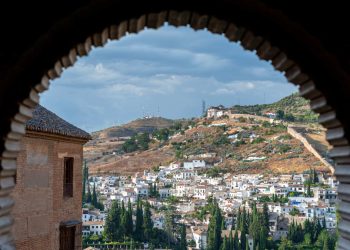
[134,184,149,197]
[174,170,195,180]
[192,227,207,249]
[184,160,206,170]
[82,221,104,236]
[193,185,213,200]
[159,187,171,198]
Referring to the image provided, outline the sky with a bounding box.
[40,24,297,132]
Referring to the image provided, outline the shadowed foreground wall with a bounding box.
[11,132,84,250]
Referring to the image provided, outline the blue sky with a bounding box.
[40,24,297,132]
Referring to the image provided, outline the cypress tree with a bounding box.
[92,182,98,207]
[165,208,175,246]
[255,243,259,250]
[143,202,153,241]
[208,201,223,250]
[221,236,228,250]
[241,207,247,232]
[240,226,247,250]
[322,236,329,250]
[306,181,312,197]
[313,169,318,183]
[322,216,327,229]
[248,203,260,243]
[236,209,241,230]
[135,199,144,241]
[126,199,133,237]
[259,227,267,250]
[105,201,121,241]
[228,230,233,250]
[262,203,269,233]
[233,230,239,250]
[153,183,157,197]
[120,200,127,238]
[314,218,323,240]
[221,219,226,230]
[179,224,187,250]
[148,183,153,197]
[86,184,92,203]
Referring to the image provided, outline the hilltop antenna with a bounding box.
[202,100,206,117]
[142,106,145,118]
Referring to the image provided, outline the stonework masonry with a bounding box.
[287,126,335,174]
[11,132,85,250]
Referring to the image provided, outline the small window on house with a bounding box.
[63,157,74,197]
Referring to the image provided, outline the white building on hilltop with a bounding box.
[207,105,230,119]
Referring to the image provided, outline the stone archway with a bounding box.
[0,1,350,249]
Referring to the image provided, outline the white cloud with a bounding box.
[108,83,146,96]
[212,80,286,95]
[248,67,270,77]
[213,81,256,95]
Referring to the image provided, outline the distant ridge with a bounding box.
[91,117,175,140]
[231,93,318,122]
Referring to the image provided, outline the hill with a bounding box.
[85,94,332,176]
[87,117,331,176]
[231,93,318,122]
[91,117,175,140]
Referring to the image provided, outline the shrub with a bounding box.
[278,134,292,140]
[238,117,247,123]
[251,137,265,144]
[233,140,246,147]
[214,135,230,146]
[276,143,291,153]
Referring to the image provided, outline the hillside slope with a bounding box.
[91,117,175,140]
[231,93,318,122]
[88,117,331,175]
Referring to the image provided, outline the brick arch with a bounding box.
[1,1,350,249]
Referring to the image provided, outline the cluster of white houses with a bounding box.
[82,159,338,248]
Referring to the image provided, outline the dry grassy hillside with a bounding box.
[87,116,332,176]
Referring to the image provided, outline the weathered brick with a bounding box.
[11,133,85,250]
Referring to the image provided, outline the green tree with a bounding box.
[207,201,223,250]
[143,202,153,241]
[134,199,144,241]
[259,227,267,250]
[306,181,312,197]
[86,184,92,203]
[104,201,121,241]
[92,182,98,207]
[262,203,269,234]
[165,208,175,246]
[323,235,330,250]
[236,209,241,230]
[303,233,312,245]
[221,236,229,250]
[276,110,285,120]
[179,224,187,250]
[284,113,295,122]
[278,236,292,250]
[233,230,239,250]
[126,199,133,237]
[240,226,247,250]
[137,132,151,150]
[122,137,139,153]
